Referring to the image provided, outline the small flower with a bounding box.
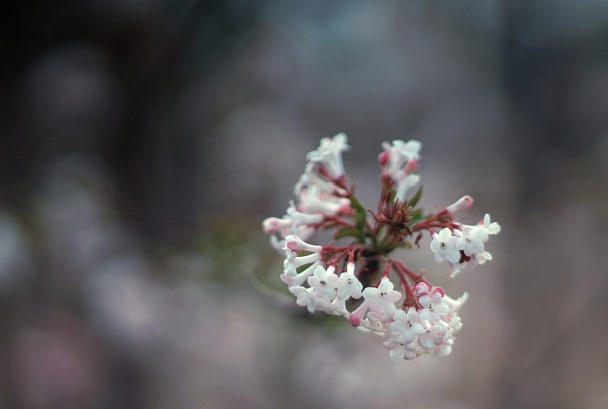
[289,286,316,312]
[390,308,425,342]
[306,132,350,179]
[419,323,447,349]
[455,226,485,257]
[381,139,422,176]
[362,277,402,318]
[383,338,419,360]
[336,263,363,300]
[307,265,338,301]
[419,290,450,322]
[430,228,460,263]
[479,213,501,236]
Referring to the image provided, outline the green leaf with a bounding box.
[349,196,365,226]
[408,186,423,208]
[348,196,368,243]
[408,208,427,225]
[334,227,361,240]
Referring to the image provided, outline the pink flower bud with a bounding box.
[446,195,473,214]
[349,300,369,327]
[378,151,390,168]
[262,217,291,233]
[404,158,418,174]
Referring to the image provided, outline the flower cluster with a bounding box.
[263,133,500,361]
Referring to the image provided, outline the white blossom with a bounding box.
[390,308,425,342]
[307,265,338,301]
[289,286,316,312]
[455,226,485,257]
[479,213,501,235]
[381,139,422,176]
[362,277,402,319]
[430,228,460,263]
[305,132,350,179]
[419,290,450,322]
[383,338,419,360]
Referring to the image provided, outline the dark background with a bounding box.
[1,1,608,408]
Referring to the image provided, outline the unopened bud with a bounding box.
[404,158,418,174]
[445,195,473,214]
[378,151,390,168]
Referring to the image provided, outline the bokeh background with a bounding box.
[1,1,608,408]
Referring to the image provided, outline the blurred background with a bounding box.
[1,0,608,408]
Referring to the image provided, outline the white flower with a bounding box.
[289,286,316,312]
[383,338,419,360]
[306,132,350,179]
[479,213,501,236]
[336,263,363,300]
[455,226,485,257]
[381,140,422,176]
[430,228,460,263]
[362,277,402,318]
[390,308,425,342]
[419,323,447,349]
[307,265,338,301]
[419,290,450,322]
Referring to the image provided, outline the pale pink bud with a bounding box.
[262,217,292,234]
[349,300,369,327]
[378,151,390,168]
[445,195,473,214]
[284,235,323,253]
[404,158,418,174]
